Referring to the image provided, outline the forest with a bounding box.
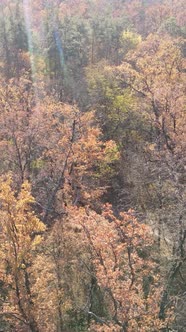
[0,0,185,331]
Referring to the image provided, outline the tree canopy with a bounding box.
[0,0,185,331]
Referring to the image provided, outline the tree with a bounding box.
[112,33,186,327]
[0,76,119,223]
[0,175,46,332]
[69,204,172,331]
[0,0,29,79]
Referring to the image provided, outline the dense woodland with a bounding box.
[0,0,185,331]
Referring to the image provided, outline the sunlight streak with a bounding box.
[54,30,65,69]
[23,0,39,102]
[52,17,67,84]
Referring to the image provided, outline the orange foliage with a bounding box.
[66,204,172,331]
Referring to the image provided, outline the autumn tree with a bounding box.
[0,175,46,332]
[112,34,186,327]
[0,76,119,223]
[65,204,172,332]
[116,33,185,237]
[86,30,185,329]
[25,202,173,332]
